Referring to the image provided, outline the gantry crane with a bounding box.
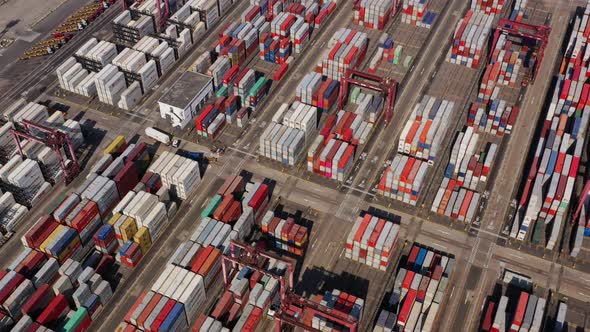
[492,19,551,85]
[10,120,81,184]
[338,69,397,126]
[222,240,359,332]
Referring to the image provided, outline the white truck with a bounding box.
[145,127,173,145]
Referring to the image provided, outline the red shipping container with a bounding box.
[190,246,213,273]
[37,294,69,327]
[151,299,176,331]
[137,293,162,329]
[21,284,54,319]
[71,201,101,234]
[25,215,58,249]
[114,162,140,198]
[192,314,208,331]
[125,293,146,324]
[243,306,263,332]
[211,291,234,319]
[16,250,47,278]
[248,184,269,210]
[397,289,416,326]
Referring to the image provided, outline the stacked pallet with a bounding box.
[467,101,519,136]
[448,10,494,68]
[345,213,400,270]
[319,29,369,81]
[378,155,428,206]
[398,96,456,164]
[261,211,309,255]
[471,0,504,14]
[311,290,364,330]
[510,6,590,249]
[259,102,318,165]
[353,0,396,30]
[374,244,454,332]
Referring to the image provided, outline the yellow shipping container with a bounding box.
[103,135,126,155]
[133,227,152,254]
[120,217,138,242]
[108,213,122,226]
[57,235,81,262]
[39,225,65,253]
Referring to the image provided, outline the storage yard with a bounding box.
[1,0,590,331]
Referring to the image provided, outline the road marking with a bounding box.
[437,229,450,235]
[578,292,590,298]
[432,242,448,250]
[509,253,524,260]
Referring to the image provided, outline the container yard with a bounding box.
[1,0,590,330]
[508,2,590,254]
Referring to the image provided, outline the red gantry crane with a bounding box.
[10,120,81,184]
[492,19,551,85]
[222,240,359,332]
[338,69,397,126]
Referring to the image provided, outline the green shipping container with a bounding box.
[249,77,267,97]
[531,219,544,245]
[393,46,403,65]
[350,86,361,104]
[200,194,223,220]
[403,55,413,68]
[60,308,88,332]
[216,86,229,98]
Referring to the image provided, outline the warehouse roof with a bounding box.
[159,71,212,110]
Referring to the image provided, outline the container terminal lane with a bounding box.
[1,0,590,331]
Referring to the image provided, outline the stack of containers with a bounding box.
[201,175,245,226]
[467,101,519,136]
[310,289,364,330]
[295,72,340,111]
[377,155,429,206]
[509,0,528,22]
[121,174,273,329]
[401,0,432,26]
[260,211,309,255]
[570,180,590,258]
[306,92,383,181]
[430,133,497,223]
[479,34,522,90]
[234,68,257,103]
[194,261,285,330]
[448,10,494,69]
[397,96,456,164]
[112,10,155,46]
[314,1,338,28]
[94,64,127,106]
[353,0,395,30]
[147,150,201,200]
[373,244,454,332]
[246,76,270,110]
[471,0,504,14]
[3,246,114,331]
[479,283,546,332]
[2,157,50,207]
[258,101,317,166]
[207,56,231,90]
[195,104,225,139]
[510,6,590,250]
[345,213,400,270]
[319,29,369,81]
